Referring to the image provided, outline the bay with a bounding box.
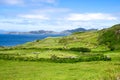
[0,34,66,46]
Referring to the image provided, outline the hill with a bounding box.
[62,28,87,33]
[0,24,120,80]
[98,24,120,50]
[61,28,97,34]
[6,24,119,53]
[17,31,101,51]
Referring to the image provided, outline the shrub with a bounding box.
[0,53,111,63]
[50,55,59,61]
[70,47,91,52]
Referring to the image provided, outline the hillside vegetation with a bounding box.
[0,24,120,80]
[16,31,103,51]
[0,24,120,62]
[19,24,119,51]
[99,24,120,51]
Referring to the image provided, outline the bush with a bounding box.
[69,47,91,52]
[0,53,111,63]
[50,55,58,60]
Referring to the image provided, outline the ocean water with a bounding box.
[0,34,66,46]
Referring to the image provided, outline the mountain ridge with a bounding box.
[5,27,97,34]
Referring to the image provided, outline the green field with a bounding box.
[0,25,120,80]
[0,58,119,80]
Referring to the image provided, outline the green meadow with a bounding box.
[0,59,119,80]
[0,24,120,80]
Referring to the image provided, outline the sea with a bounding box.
[0,34,67,46]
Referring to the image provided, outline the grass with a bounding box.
[0,49,119,80]
[0,30,120,80]
[0,59,119,80]
[0,49,78,58]
[16,31,100,49]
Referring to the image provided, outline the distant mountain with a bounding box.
[87,29,98,31]
[62,28,86,33]
[29,28,97,34]
[6,32,29,34]
[5,27,97,34]
[6,30,58,35]
[62,28,97,34]
[29,30,57,34]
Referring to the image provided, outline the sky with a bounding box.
[0,0,120,32]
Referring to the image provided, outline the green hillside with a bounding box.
[0,24,120,61]
[99,24,120,50]
[0,24,120,80]
[16,31,106,51]
[17,24,119,52]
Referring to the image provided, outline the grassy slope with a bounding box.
[0,31,108,59]
[0,30,120,80]
[17,31,107,51]
[98,24,120,50]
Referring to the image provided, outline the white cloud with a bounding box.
[0,0,57,5]
[66,13,117,21]
[18,14,49,20]
[0,0,24,5]
[0,15,119,31]
[17,7,70,20]
[33,8,70,13]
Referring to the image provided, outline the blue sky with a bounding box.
[0,0,120,32]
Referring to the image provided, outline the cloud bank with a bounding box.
[66,13,117,21]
